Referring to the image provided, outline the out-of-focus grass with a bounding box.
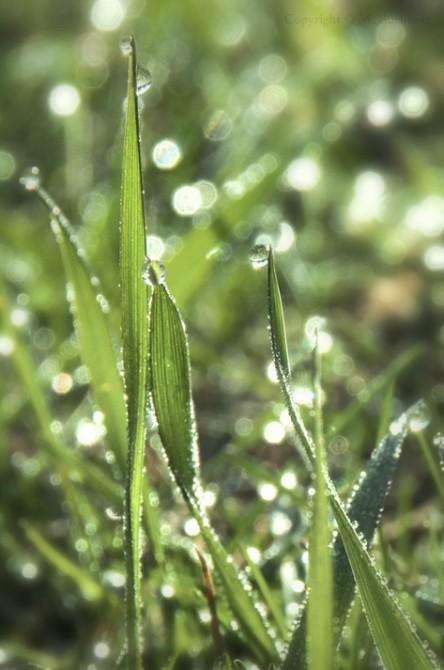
[1,1,444,668]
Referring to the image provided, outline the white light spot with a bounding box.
[203,489,217,508]
[398,86,429,119]
[286,158,321,191]
[94,642,110,659]
[263,421,286,444]
[76,419,101,447]
[258,482,278,501]
[161,584,175,598]
[280,471,297,490]
[10,308,29,327]
[172,185,203,216]
[271,512,292,536]
[246,546,261,563]
[405,197,444,237]
[0,335,15,356]
[21,562,38,580]
[152,139,182,170]
[48,84,81,117]
[90,0,124,31]
[266,361,279,383]
[259,54,287,83]
[104,571,125,588]
[424,245,444,271]
[184,518,200,537]
[51,373,73,395]
[367,100,394,127]
[275,221,296,252]
[196,180,218,208]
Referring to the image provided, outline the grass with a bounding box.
[1,16,444,670]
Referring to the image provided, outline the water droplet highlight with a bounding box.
[136,65,152,95]
[20,166,41,191]
[141,258,166,286]
[249,244,268,268]
[119,35,132,56]
[407,400,431,433]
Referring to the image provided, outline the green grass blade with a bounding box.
[330,491,440,670]
[415,431,444,505]
[0,284,121,503]
[282,414,412,670]
[22,521,104,602]
[307,336,333,670]
[119,35,150,670]
[48,211,127,471]
[264,253,422,669]
[267,247,314,466]
[149,281,278,662]
[149,284,201,498]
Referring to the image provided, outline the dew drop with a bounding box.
[249,244,268,268]
[20,166,41,191]
[407,399,431,433]
[141,258,166,286]
[119,35,132,56]
[136,64,152,95]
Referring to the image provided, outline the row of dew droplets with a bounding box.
[120,35,152,95]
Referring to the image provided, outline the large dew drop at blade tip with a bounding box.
[249,243,268,268]
[141,258,166,286]
[119,35,132,56]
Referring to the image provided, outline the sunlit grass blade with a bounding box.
[0,284,121,503]
[415,431,444,505]
[330,490,440,670]
[149,281,278,662]
[119,35,151,670]
[23,182,127,473]
[22,521,104,602]
[265,253,420,669]
[307,335,333,670]
[282,412,412,669]
[267,247,314,466]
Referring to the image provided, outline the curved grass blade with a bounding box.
[267,247,314,468]
[119,35,153,670]
[307,336,333,670]
[22,183,127,473]
[149,282,278,662]
[330,490,440,670]
[264,252,423,669]
[282,416,412,669]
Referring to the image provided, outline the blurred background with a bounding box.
[1,0,444,667]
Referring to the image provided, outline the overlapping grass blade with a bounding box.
[26,186,127,472]
[331,489,440,670]
[264,251,423,669]
[119,35,153,669]
[149,281,278,662]
[307,337,333,670]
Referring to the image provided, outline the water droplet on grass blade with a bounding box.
[119,35,132,56]
[407,399,431,432]
[136,64,152,95]
[141,258,166,286]
[249,244,268,268]
[20,166,41,191]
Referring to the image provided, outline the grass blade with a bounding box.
[330,490,440,670]
[0,283,121,503]
[22,521,104,602]
[149,281,278,662]
[264,252,422,669]
[267,247,314,467]
[22,180,127,473]
[307,335,333,670]
[119,35,150,669]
